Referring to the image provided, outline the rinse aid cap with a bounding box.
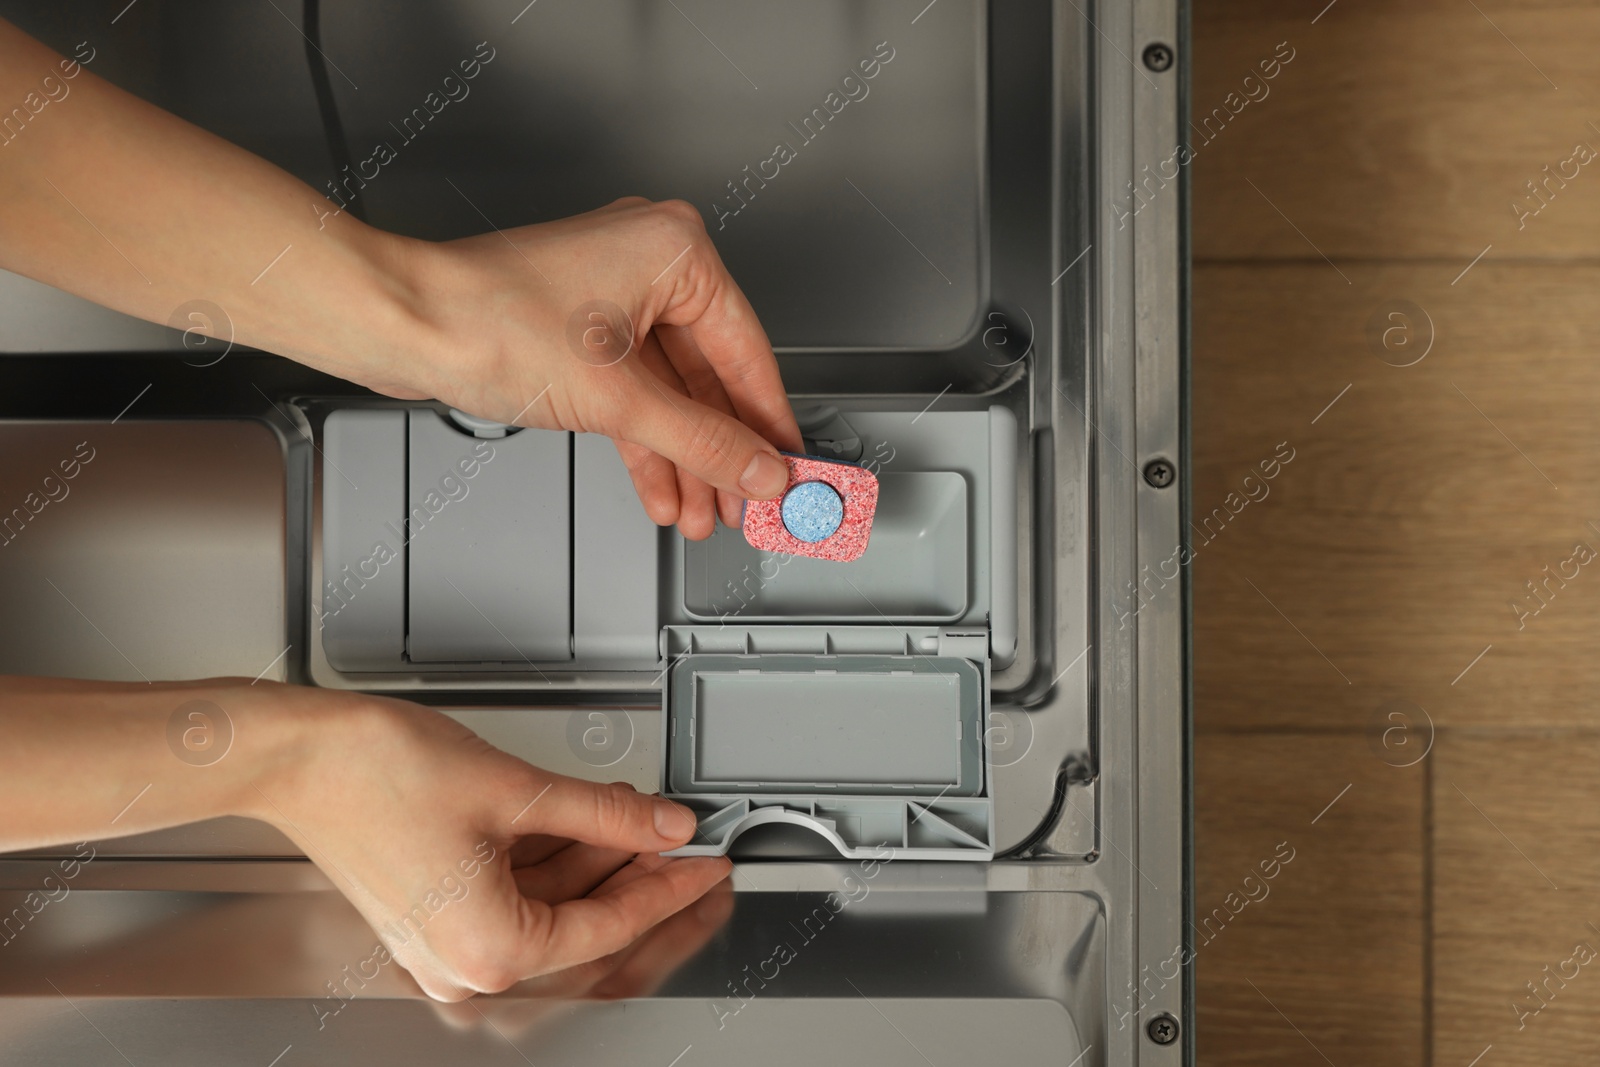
[741,453,879,562]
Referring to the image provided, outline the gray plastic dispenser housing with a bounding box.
[318,404,1015,861]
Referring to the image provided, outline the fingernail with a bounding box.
[655,799,690,840]
[739,451,788,498]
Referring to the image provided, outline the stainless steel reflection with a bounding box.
[0,421,290,683]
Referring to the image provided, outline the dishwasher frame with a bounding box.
[0,0,1190,1061]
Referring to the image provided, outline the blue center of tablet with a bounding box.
[780,481,844,543]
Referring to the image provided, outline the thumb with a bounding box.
[509,772,701,852]
[616,377,791,501]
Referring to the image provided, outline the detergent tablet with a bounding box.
[742,454,878,562]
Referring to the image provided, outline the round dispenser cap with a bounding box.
[446,408,514,439]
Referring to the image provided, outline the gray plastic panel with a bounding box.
[835,409,994,631]
[682,471,968,622]
[662,651,992,861]
[572,434,659,664]
[320,410,407,670]
[672,656,981,794]
[405,411,572,664]
[692,672,962,788]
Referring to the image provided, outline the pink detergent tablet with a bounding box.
[742,454,879,562]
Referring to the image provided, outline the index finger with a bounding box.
[501,771,697,854]
[657,248,803,454]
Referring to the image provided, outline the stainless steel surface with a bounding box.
[0,421,289,682]
[0,875,1098,1065]
[338,0,987,352]
[0,2,330,355]
[0,0,1187,1062]
[0,1,986,354]
[0,1000,1083,1067]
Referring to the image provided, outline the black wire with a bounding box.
[302,0,365,222]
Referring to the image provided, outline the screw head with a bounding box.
[1146,1013,1180,1046]
[1142,458,1175,489]
[1143,43,1174,72]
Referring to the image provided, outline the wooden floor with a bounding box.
[1191,3,1600,1065]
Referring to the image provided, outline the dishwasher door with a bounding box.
[0,1,1188,1063]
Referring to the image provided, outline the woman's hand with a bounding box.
[0,676,732,1003]
[238,683,731,1002]
[381,198,804,540]
[0,23,800,540]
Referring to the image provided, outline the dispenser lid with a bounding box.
[664,653,985,797]
[659,647,995,862]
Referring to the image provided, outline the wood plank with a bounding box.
[1192,262,1600,731]
[1194,732,1424,1065]
[1433,734,1600,1066]
[1190,1,1600,260]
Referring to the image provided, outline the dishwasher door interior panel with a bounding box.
[0,874,1102,1065]
[0,0,1188,1063]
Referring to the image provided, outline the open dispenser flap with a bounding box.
[660,641,994,861]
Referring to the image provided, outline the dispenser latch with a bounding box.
[937,629,990,661]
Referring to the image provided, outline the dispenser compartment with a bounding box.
[683,472,969,622]
[672,406,1016,666]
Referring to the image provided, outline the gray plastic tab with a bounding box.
[320,410,407,670]
[795,404,864,462]
[405,409,572,663]
[987,405,1018,667]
